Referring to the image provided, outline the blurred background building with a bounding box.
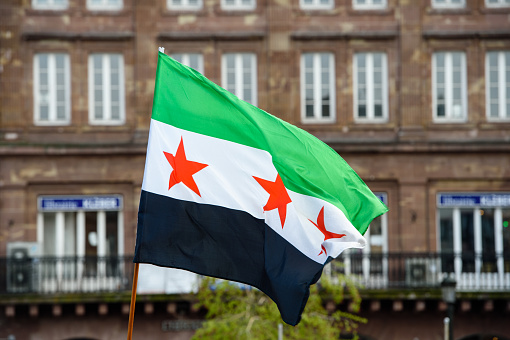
[1,0,510,339]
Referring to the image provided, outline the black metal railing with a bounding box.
[331,252,510,291]
[0,256,135,294]
[0,253,509,295]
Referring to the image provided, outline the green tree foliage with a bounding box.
[191,272,366,340]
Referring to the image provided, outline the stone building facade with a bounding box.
[1,0,510,339]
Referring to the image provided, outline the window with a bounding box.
[32,0,68,10]
[485,0,510,8]
[88,53,125,125]
[437,193,510,290]
[432,0,465,9]
[353,0,387,10]
[33,53,71,126]
[343,193,388,286]
[300,53,335,123]
[87,0,123,10]
[353,52,388,122]
[432,52,467,122]
[221,0,255,10]
[300,0,334,10]
[221,53,257,106]
[486,51,510,121]
[171,53,204,74]
[37,196,124,292]
[168,0,202,10]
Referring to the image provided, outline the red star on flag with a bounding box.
[309,207,346,256]
[163,137,208,197]
[253,174,292,228]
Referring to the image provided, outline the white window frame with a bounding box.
[87,0,123,11]
[486,51,510,121]
[221,0,256,11]
[343,193,388,286]
[171,53,204,74]
[485,0,510,8]
[300,52,336,124]
[32,0,68,10]
[300,0,334,10]
[431,0,466,9]
[353,0,387,10]
[221,53,257,106]
[33,53,71,126]
[37,196,125,292]
[432,51,468,123]
[88,53,126,125]
[167,0,203,10]
[436,193,510,289]
[353,52,389,123]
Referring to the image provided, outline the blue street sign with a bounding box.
[438,193,510,207]
[38,195,122,211]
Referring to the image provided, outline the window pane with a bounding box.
[437,71,444,84]
[374,104,383,117]
[189,54,199,71]
[306,104,314,117]
[491,103,499,117]
[358,87,366,101]
[374,71,382,84]
[43,213,57,256]
[95,104,103,119]
[440,209,454,272]
[453,70,461,84]
[437,104,445,117]
[436,53,445,69]
[321,104,330,117]
[172,54,183,63]
[461,210,475,273]
[42,212,57,279]
[357,54,365,68]
[305,71,313,85]
[358,105,366,118]
[106,211,118,276]
[40,105,49,121]
[481,209,496,273]
[503,209,510,273]
[85,212,98,277]
[304,54,313,68]
[57,104,65,120]
[63,212,76,256]
[453,87,461,101]
[452,53,461,68]
[373,53,382,67]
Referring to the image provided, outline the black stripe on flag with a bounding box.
[134,190,324,325]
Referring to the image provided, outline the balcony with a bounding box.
[333,252,510,292]
[0,256,135,297]
[0,253,509,298]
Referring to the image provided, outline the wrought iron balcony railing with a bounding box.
[0,256,135,295]
[0,252,509,295]
[332,252,510,291]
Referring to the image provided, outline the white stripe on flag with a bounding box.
[142,119,365,263]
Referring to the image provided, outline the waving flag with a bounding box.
[134,51,388,326]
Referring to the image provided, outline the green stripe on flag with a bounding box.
[151,51,387,234]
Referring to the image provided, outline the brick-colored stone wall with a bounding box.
[1,0,509,255]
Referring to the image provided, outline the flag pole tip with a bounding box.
[158,47,165,53]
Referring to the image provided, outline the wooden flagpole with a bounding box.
[127,262,140,340]
[127,46,163,339]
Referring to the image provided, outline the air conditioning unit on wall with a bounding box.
[7,242,40,293]
[405,258,439,287]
